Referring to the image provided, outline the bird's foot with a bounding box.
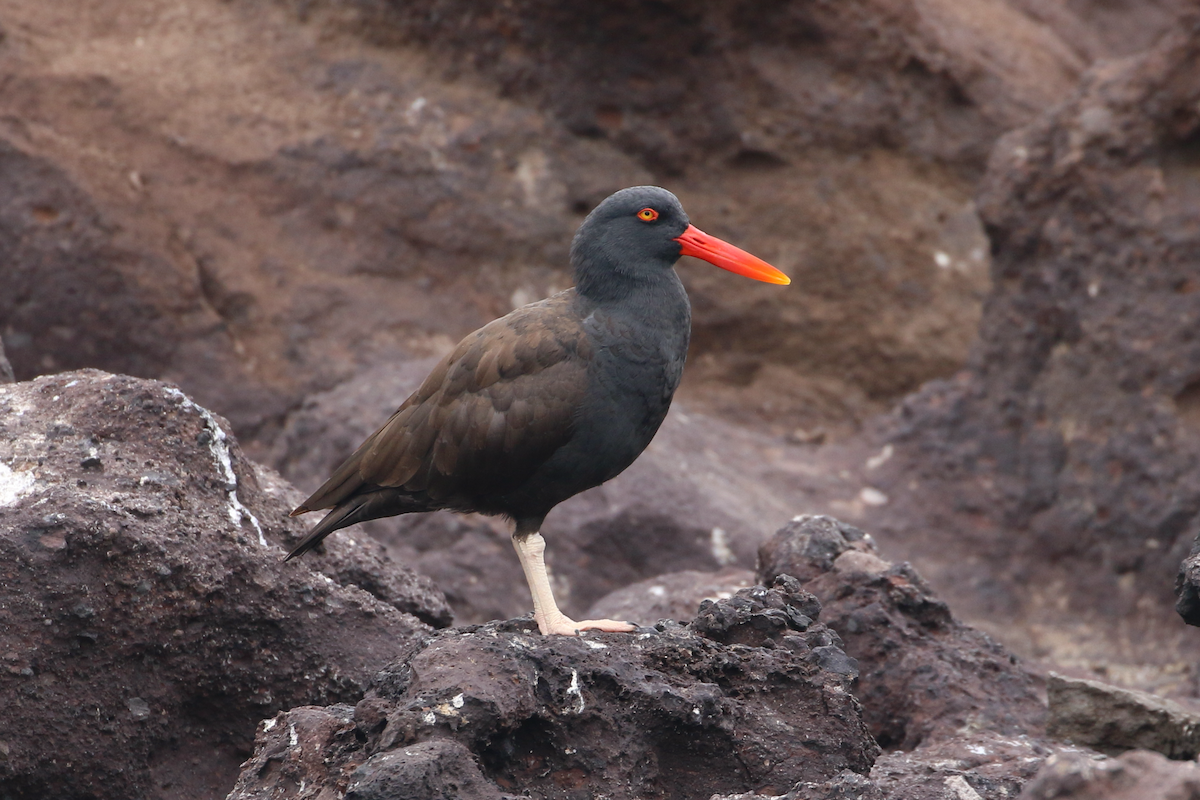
[536,613,637,636]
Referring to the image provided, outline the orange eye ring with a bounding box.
[637,207,659,222]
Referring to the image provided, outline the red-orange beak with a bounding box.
[674,225,791,285]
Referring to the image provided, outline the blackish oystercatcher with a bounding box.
[285,186,789,635]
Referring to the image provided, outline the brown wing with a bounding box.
[292,290,592,515]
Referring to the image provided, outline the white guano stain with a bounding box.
[859,487,889,506]
[0,462,37,507]
[710,527,737,566]
[866,444,893,470]
[565,669,585,714]
[164,388,267,547]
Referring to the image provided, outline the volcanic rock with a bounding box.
[841,21,1200,683]
[589,516,1057,799]
[0,371,443,799]
[1047,673,1200,759]
[0,336,13,384]
[1017,750,1200,800]
[227,578,880,800]
[756,516,1055,800]
[759,516,1046,751]
[714,730,1060,800]
[0,0,1095,450]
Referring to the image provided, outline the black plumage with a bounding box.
[286,186,789,635]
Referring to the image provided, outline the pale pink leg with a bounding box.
[512,532,637,636]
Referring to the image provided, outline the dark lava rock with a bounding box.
[574,517,1056,797]
[0,371,445,799]
[714,731,1065,800]
[759,516,1046,751]
[228,583,880,800]
[690,575,825,649]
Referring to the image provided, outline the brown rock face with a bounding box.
[0,371,443,799]
[848,24,1200,675]
[758,516,1045,751]
[604,516,1059,800]
[227,579,878,800]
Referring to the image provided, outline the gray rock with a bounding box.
[759,516,1046,751]
[586,566,756,624]
[1017,750,1200,800]
[0,335,13,383]
[1047,673,1200,758]
[346,741,506,800]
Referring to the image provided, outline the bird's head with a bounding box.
[570,186,790,299]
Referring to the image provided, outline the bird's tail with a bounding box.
[283,490,426,561]
[283,499,365,561]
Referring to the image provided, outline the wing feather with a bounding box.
[293,290,591,515]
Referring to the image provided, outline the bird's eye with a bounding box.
[637,208,659,222]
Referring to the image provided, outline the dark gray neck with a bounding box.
[576,265,689,325]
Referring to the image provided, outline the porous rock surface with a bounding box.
[0,371,446,799]
[770,515,1055,800]
[759,516,1046,751]
[622,515,1056,799]
[226,577,879,800]
[592,505,1055,762]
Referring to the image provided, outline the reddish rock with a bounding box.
[758,516,1046,750]
[0,0,1082,451]
[348,0,1084,170]
[0,371,441,799]
[584,517,1058,800]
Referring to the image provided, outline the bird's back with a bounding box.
[293,291,595,520]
